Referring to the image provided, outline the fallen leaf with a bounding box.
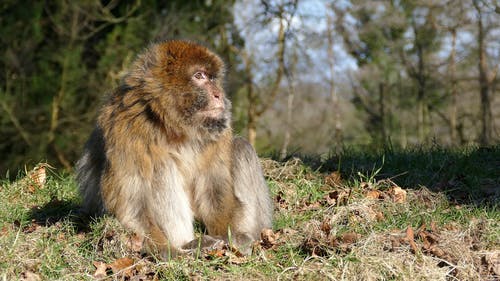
[93,261,108,278]
[419,230,439,249]
[366,190,381,200]
[20,271,41,281]
[323,189,350,206]
[109,257,134,274]
[406,226,418,253]
[206,248,225,258]
[341,232,360,244]
[261,228,279,249]
[301,237,328,257]
[325,171,342,187]
[429,246,447,259]
[25,163,51,193]
[275,191,287,207]
[127,233,143,252]
[0,225,12,236]
[299,200,321,211]
[389,186,407,203]
[23,220,42,234]
[429,221,438,232]
[30,165,46,187]
[323,191,337,205]
[227,251,248,264]
[389,236,401,251]
[320,220,331,235]
[484,251,500,276]
[360,182,373,189]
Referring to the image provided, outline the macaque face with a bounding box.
[191,69,225,119]
[183,67,230,134]
[151,42,230,134]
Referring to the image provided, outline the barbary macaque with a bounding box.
[76,40,273,258]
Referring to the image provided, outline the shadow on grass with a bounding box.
[286,145,500,207]
[28,198,91,231]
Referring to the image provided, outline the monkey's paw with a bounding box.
[182,235,226,253]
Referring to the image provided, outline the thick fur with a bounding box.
[76,40,272,257]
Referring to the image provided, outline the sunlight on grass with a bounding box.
[0,146,499,280]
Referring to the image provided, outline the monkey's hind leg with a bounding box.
[230,137,273,253]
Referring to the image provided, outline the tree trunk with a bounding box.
[247,117,257,148]
[279,78,294,160]
[245,4,291,148]
[475,2,492,145]
[326,7,342,152]
[449,28,458,145]
[246,56,257,147]
[416,41,427,143]
[379,82,387,145]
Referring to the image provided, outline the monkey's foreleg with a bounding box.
[143,164,196,258]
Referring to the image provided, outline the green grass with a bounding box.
[319,144,500,205]
[0,145,499,280]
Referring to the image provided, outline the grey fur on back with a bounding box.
[76,126,106,216]
[231,137,273,238]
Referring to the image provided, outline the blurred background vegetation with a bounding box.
[1,0,499,175]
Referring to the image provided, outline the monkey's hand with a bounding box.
[182,235,226,253]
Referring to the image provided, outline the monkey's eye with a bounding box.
[193,71,208,80]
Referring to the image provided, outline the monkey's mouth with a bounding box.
[202,107,225,118]
[203,116,228,133]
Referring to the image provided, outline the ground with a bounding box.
[0,146,499,280]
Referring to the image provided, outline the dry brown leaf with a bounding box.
[360,182,373,189]
[429,246,447,259]
[406,226,418,253]
[341,232,360,244]
[389,186,407,203]
[301,237,328,257]
[261,228,279,249]
[20,271,41,281]
[30,165,46,187]
[299,200,321,211]
[366,190,381,200]
[389,236,401,251]
[25,163,51,193]
[275,191,287,208]
[227,251,248,264]
[320,220,331,235]
[324,189,350,206]
[93,261,108,278]
[23,220,42,234]
[419,231,439,246]
[109,257,134,274]
[429,221,438,232]
[207,248,225,258]
[323,191,337,205]
[325,171,342,187]
[484,251,500,276]
[0,225,12,236]
[126,233,143,252]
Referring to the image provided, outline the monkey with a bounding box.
[76,40,273,258]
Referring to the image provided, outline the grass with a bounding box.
[0,145,499,280]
